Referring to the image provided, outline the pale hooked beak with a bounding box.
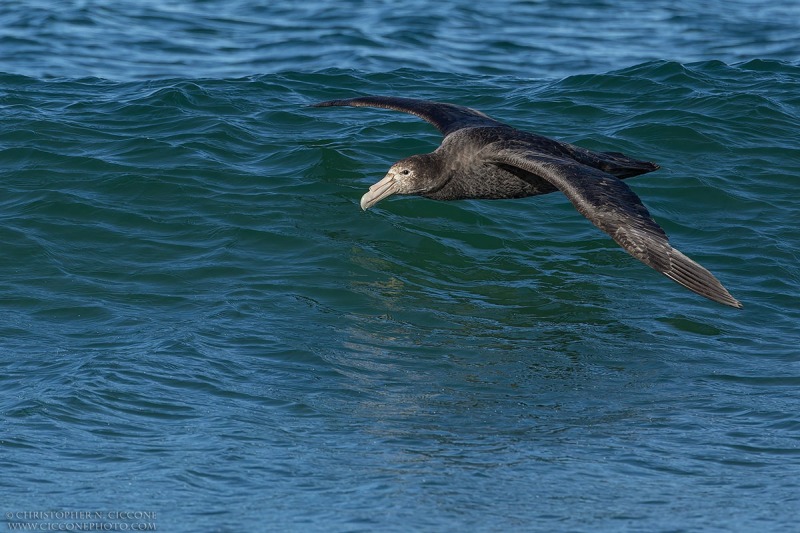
[360,172,401,210]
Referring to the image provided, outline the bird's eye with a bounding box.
[401,169,410,175]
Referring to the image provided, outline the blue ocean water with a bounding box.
[1,1,799,531]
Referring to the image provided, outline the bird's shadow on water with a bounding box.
[311,293,668,465]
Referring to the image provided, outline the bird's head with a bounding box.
[360,154,441,210]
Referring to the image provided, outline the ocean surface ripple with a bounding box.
[1,2,799,532]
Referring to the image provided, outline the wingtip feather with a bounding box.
[663,249,742,309]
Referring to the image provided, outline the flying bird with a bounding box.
[313,96,741,308]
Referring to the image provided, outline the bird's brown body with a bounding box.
[314,96,741,308]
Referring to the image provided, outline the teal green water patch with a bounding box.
[2,58,799,531]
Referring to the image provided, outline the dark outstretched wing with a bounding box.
[313,96,505,136]
[489,146,742,308]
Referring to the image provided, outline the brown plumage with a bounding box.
[314,96,741,308]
